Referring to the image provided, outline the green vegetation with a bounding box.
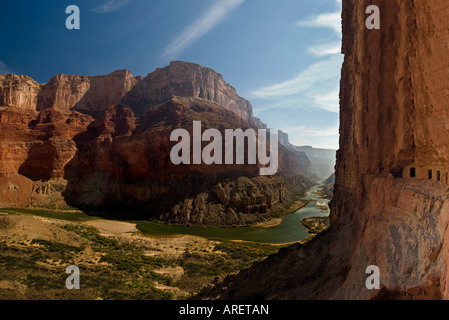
[0,219,178,300]
[301,217,330,234]
[100,252,166,271]
[30,239,82,255]
[60,224,122,250]
[0,208,97,221]
[321,185,334,200]
[176,241,285,292]
[0,212,290,300]
[213,241,281,260]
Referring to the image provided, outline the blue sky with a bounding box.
[0,0,342,149]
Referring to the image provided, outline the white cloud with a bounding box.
[281,125,307,134]
[161,0,245,60]
[252,54,343,99]
[92,0,131,13]
[283,125,338,137]
[296,12,341,34]
[308,90,340,113]
[252,0,343,116]
[282,125,340,149]
[302,126,339,137]
[252,0,342,149]
[307,42,341,57]
[296,0,342,35]
[0,60,12,74]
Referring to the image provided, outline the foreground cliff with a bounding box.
[0,62,313,226]
[197,0,449,299]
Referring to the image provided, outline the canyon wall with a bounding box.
[30,61,262,127]
[331,0,449,299]
[122,61,257,124]
[198,0,449,299]
[37,70,137,117]
[278,131,313,176]
[0,62,313,226]
[0,74,41,111]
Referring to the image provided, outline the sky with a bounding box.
[0,0,343,149]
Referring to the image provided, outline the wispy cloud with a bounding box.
[0,60,12,74]
[92,0,131,13]
[298,0,342,58]
[308,90,340,113]
[161,0,245,60]
[307,42,341,57]
[286,126,340,149]
[283,125,339,137]
[250,0,342,149]
[252,54,343,99]
[296,12,341,34]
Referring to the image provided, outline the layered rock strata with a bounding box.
[197,0,449,299]
[0,62,313,226]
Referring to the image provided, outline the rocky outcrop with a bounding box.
[37,70,137,117]
[294,146,335,179]
[122,61,256,124]
[197,0,449,300]
[0,74,41,111]
[278,131,313,176]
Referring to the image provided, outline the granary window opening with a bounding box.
[406,166,449,185]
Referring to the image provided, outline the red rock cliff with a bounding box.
[0,62,313,226]
[331,0,449,299]
[197,0,449,300]
[122,61,257,125]
[0,74,41,111]
[33,61,259,127]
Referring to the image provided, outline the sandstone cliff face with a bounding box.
[0,62,313,226]
[0,74,41,111]
[32,61,259,128]
[62,97,310,225]
[278,131,312,176]
[331,0,449,299]
[122,61,256,124]
[2,61,273,130]
[197,0,449,300]
[37,70,137,117]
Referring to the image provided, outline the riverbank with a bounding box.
[301,216,330,234]
[252,199,310,228]
[0,182,331,245]
[0,211,287,300]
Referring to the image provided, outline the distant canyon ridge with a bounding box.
[0,61,335,226]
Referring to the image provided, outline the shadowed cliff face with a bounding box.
[196,0,449,300]
[333,0,449,299]
[0,62,313,226]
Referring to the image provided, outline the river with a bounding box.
[135,183,331,244]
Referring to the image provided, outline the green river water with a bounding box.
[134,183,330,244]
